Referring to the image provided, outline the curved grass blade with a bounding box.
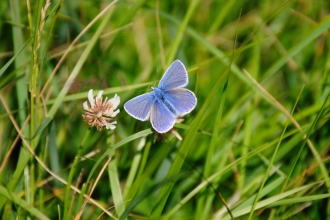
[150,58,232,217]
[232,177,286,212]
[166,0,201,64]
[46,82,152,104]
[29,117,52,140]
[0,37,32,78]
[0,71,24,90]
[268,193,330,207]
[108,144,125,217]
[47,6,115,118]
[84,129,153,193]
[262,14,330,82]
[0,185,50,220]
[247,86,305,220]
[124,140,175,202]
[197,10,242,218]
[119,172,189,220]
[221,181,326,220]
[31,2,117,140]
[161,133,301,219]
[276,91,330,214]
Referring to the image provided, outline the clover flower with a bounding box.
[82,89,120,131]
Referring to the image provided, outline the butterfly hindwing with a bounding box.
[124,92,155,121]
[150,100,176,133]
[158,60,188,91]
[163,88,197,117]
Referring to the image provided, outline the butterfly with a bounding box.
[124,60,197,133]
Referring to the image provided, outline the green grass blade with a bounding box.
[0,148,30,209]
[120,173,189,220]
[267,193,330,207]
[63,129,91,220]
[0,37,32,78]
[167,0,201,64]
[0,1,32,210]
[108,156,125,217]
[124,140,175,202]
[277,91,330,212]
[163,133,299,219]
[108,132,125,217]
[85,129,153,192]
[122,137,146,199]
[164,161,285,219]
[248,86,304,220]
[75,183,88,215]
[207,0,235,34]
[10,0,28,126]
[0,185,50,220]
[0,71,24,90]
[262,14,330,82]
[197,13,241,218]
[150,62,229,217]
[102,0,147,54]
[46,82,152,104]
[221,181,325,220]
[48,121,60,186]
[233,177,286,212]
[47,6,115,119]
[31,2,117,140]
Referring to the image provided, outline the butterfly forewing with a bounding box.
[124,92,155,121]
[163,88,197,117]
[150,100,176,133]
[158,60,188,91]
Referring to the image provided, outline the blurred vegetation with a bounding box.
[0,0,330,219]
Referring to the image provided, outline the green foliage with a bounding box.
[0,0,329,219]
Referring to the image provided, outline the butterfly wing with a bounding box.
[150,100,176,133]
[158,60,188,91]
[124,92,155,121]
[163,88,197,117]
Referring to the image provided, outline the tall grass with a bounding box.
[0,0,329,219]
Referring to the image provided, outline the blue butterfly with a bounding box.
[124,60,197,133]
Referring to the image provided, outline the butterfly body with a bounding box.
[124,60,197,133]
[151,87,165,101]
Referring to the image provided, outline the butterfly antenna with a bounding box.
[173,149,234,219]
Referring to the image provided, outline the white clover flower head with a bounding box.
[82,89,120,131]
